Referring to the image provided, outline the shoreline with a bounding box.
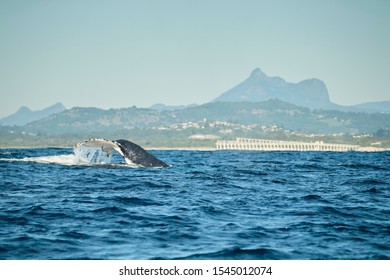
[1,145,389,152]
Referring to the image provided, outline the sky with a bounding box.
[0,0,389,118]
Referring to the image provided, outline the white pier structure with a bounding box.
[216,138,360,152]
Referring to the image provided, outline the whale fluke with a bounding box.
[75,138,169,168]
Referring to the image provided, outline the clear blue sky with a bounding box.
[1,0,389,117]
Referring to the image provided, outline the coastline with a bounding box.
[1,145,388,152]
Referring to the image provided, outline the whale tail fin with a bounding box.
[75,138,169,168]
[114,139,169,168]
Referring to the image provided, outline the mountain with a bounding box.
[24,106,163,133]
[18,100,389,136]
[0,103,66,126]
[1,100,389,148]
[150,103,198,111]
[353,101,390,113]
[213,68,337,109]
[213,68,390,112]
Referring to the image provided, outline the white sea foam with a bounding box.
[23,154,79,165]
[1,154,78,165]
[2,146,121,166]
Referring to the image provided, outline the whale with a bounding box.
[75,138,169,168]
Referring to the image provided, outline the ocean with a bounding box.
[0,148,389,259]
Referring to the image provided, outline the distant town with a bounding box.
[1,117,388,151]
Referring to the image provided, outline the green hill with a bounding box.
[1,100,389,148]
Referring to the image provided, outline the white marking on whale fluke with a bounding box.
[75,138,169,168]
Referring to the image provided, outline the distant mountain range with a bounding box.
[213,68,390,112]
[1,67,389,130]
[0,102,66,126]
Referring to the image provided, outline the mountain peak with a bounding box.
[16,106,33,114]
[47,102,66,111]
[249,68,266,79]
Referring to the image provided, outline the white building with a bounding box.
[216,138,360,152]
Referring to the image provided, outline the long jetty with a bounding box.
[216,138,361,152]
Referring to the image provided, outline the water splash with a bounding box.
[1,146,115,166]
[18,154,78,165]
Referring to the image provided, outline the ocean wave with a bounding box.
[113,196,162,206]
[91,206,128,214]
[337,163,389,171]
[180,247,291,260]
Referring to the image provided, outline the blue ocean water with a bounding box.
[0,148,389,260]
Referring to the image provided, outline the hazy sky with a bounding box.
[1,0,389,118]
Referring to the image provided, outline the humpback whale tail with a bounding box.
[75,138,169,168]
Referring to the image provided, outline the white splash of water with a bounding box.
[2,154,79,165]
[25,154,78,165]
[2,146,116,166]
